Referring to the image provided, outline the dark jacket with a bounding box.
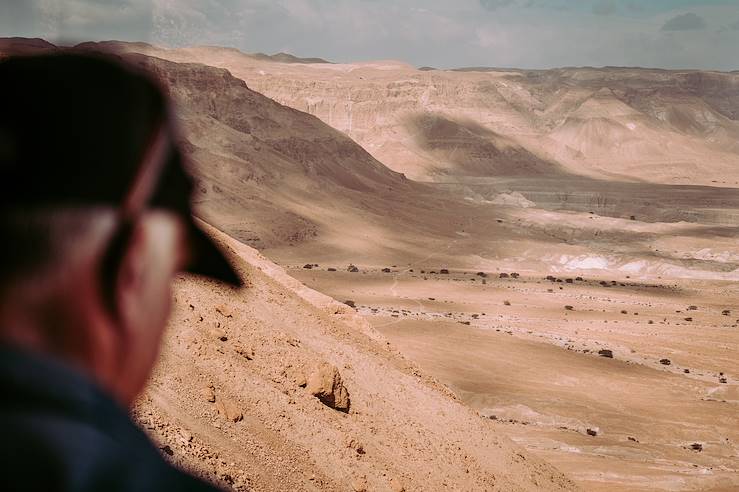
[0,345,221,491]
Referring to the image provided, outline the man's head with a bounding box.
[0,51,241,405]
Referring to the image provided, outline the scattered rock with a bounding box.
[440,269,449,274]
[659,359,671,366]
[346,438,365,455]
[208,327,227,341]
[722,309,731,316]
[503,300,511,306]
[564,305,574,311]
[565,278,573,284]
[351,476,368,492]
[689,442,703,452]
[327,267,337,272]
[306,362,350,412]
[628,436,639,443]
[687,305,698,311]
[719,377,728,384]
[382,268,392,273]
[500,273,510,278]
[215,304,234,318]
[216,398,243,422]
[684,317,693,322]
[201,385,216,403]
[347,264,359,273]
[344,300,356,308]
[598,349,613,358]
[160,445,174,456]
[303,264,313,269]
[476,272,488,278]
[235,345,254,360]
[586,428,598,437]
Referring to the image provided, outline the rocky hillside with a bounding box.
[1,39,423,251]
[132,44,739,186]
[112,49,416,251]
[137,223,577,491]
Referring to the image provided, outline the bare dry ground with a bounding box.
[286,266,739,491]
[3,38,738,491]
[135,225,576,491]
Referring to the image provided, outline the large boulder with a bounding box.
[306,362,350,412]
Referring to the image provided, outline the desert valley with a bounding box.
[1,37,738,491]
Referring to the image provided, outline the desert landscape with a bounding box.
[1,36,738,491]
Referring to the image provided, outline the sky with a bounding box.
[2,0,739,70]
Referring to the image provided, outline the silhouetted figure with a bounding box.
[0,52,242,491]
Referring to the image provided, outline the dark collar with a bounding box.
[0,344,130,433]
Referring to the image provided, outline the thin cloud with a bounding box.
[2,0,738,71]
[661,12,706,31]
[479,0,515,11]
[593,1,617,16]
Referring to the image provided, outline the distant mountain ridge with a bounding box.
[142,45,739,186]
[252,51,332,64]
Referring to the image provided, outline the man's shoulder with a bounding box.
[0,346,221,492]
[0,406,220,491]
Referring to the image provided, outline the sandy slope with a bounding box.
[135,224,577,491]
[288,266,739,491]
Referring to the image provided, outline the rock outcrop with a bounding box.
[306,362,351,412]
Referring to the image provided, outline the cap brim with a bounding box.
[185,220,243,287]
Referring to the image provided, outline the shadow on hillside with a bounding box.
[404,112,570,177]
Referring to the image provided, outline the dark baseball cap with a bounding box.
[0,51,242,287]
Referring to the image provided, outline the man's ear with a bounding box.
[114,221,147,330]
[98,219,146,330]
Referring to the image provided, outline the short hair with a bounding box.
[0,208,116,293]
